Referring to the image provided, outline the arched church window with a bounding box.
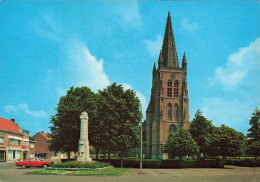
[169,124,177,135]
[167,80,172,97]
[167,103,172,121]
[174,80,179,97]
[174,104,178,121]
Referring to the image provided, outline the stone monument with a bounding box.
[77,111,92,162]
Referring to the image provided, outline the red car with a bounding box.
[16,157,52,168]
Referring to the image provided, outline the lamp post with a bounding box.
[140,104,143,169]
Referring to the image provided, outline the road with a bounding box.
[0,163,259,182]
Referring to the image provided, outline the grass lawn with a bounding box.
[27,167,130,176]
[67,167,130,176]
[27,169,67,175]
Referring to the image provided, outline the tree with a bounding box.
[209,124,246,166]
[98,83,142,160]
[49,87,100,160]
[247,107,260,144]
[247,107,260,160]
[189,109,213,159]
[247,141,260,160]
[164,128,199,160]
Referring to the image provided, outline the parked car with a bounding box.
[16,157,52,168]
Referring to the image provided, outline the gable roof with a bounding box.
[0,117,23,134]
[40,132,52,141]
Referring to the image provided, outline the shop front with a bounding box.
[0,150,6,161]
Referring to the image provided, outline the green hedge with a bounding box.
[52,161,109,168]
[96,159,222,168]
[225,159,260,167]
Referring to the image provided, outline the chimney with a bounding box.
[11,119,15,123]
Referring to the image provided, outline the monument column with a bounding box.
[77,111,92,162]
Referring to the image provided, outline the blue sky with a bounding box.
[0,0,259,136]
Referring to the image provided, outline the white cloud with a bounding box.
[201,97,253,132]
[113,0,142,28]
[65,40,110,92]
[4,104,47,118]
[181,18,198,31]
[43,14,61,33]
[122,83,147,117]
[4,105,16,113]
[31,14,60,42]
[143,35,162,57]
[210,38,260,89]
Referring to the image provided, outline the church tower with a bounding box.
[145,12,190,159]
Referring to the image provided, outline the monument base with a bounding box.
[77,155,92,162]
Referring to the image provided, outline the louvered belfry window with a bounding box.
[174,80,179,97]
[167,80,172,97]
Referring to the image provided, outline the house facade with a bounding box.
[33,132,74,159]
[0,117,35,162]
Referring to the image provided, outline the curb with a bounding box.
[47,166,113,171]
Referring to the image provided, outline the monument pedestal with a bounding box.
[77,112,92,162]
[77,156,92,162]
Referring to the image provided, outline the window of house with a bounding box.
[167,103,172,121]
[25,141,29,146]
[0,137,3,144]
[23,131,29,136]
[10,139,15,145]
[30,143,34,149]
[17,140,21,146]
[16,151,21,160]
[167,80,172,97]
[174,80,179,97]
[30,153,34,157]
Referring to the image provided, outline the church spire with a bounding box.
[182,51,187,71]
[161,11,179,68]
[153,62,156,74]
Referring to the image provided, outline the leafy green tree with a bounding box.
[49,87,101,160]
[209,124,246,166]
[165,128,199,160]
[189,109,213,159]
[247,141,260,160]
[98,83,142,160]
[247,107,260,144]
[247,107,260,160]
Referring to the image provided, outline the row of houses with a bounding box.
[0,117,73,162]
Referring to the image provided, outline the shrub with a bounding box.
[96,159,222,168]
[194,159,222,168]
[143,159,161,168]
[160,160,181,168]
[52,161,109,168]
[226,159,260,167]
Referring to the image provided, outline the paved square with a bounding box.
[0,163,259,182]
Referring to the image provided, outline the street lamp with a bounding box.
[140,104,143,169]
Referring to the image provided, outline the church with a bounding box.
[143,12,190,159]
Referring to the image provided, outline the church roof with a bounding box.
[161,12,179,68]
